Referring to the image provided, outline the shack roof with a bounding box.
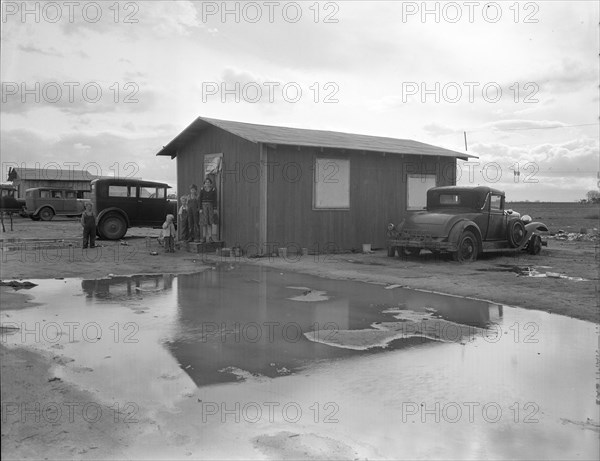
[156,116,477,160]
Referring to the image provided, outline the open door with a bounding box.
[203,153,223,241]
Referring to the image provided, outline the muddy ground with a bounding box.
[1,217,598,460]
[1,217,597,322]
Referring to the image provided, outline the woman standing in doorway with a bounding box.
[199,178,217,243]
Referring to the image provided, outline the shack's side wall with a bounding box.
[265,145,457,252]
[176,126,261,249]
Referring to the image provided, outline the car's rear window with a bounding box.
[439,194,461,205]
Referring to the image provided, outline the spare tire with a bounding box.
[507,219,526,248]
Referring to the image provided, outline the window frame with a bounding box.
[312,156,351,211]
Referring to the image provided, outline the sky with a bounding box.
[1,0,598,201]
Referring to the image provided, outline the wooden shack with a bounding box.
[157,116,475,254]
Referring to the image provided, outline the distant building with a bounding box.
[157,116,477,254]
[7,167,107,198]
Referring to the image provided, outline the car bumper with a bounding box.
[387,238,457,252]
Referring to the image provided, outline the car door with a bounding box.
[486,194,506,240]
[64,190,77,213]
[137,185,166,226]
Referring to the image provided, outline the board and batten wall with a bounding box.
[264,144,457,252]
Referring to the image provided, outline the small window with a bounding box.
[439,194,461,205]
[490,195,502,211]
[1,189,8,197]
[66,191,76,199]
[52,191,62,198]
[407,174,436,210]
[40,190,51,198]
[109,185,129,197]
[314,158,350,209]
[140,186,160,198]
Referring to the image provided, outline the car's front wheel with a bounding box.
[39,207,54,221]
[452,231,479,263]
[99,213,127,240]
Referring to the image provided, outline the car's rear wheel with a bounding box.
[527,234,542,255]
[452,231,478,263]
[507,220,526,247]
[39,207,54,221]
[99,213,127,240]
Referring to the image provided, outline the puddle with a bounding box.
[1,264,598,459]
[478,264,590,281]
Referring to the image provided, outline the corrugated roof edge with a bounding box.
[156,116,478,160]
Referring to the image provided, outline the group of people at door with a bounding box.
[177,178,218,243]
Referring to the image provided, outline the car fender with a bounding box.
[524,221,549,243]
[97,207,130,227]
[32,205,56,216]
[448,220,483,251]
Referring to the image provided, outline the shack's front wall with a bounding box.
[264,145,456,252]
[176,126,261,248]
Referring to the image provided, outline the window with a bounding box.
[140,186,163,198]
[109,185,130,197]
[407,174,436,210]
[314,158,350,209]
[40,190,51,198]
[440,194,461,205]
[490,194,502,211]
[52,191,62,198]
[66,191,76,199]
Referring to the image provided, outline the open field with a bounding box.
[507,202,599,234]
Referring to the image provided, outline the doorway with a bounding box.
[202,153,223,241]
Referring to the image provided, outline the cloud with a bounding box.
[485,120,568,132]
[18,44,63,56]
[1,128,176,185]
[1,82,159,116]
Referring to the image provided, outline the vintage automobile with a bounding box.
[91,178,177,239]
[0,184,24,214]
[25,187,89,221]
[386,186,549,263]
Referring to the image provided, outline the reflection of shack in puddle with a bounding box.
[162,266,502,387]
[81,274,175,299]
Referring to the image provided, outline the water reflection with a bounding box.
[74,265,501,387]
[169,265,499,386]
[81,274,175,299]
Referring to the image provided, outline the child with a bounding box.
[178,195,189,242]
[81,202,96,249]
[187,185,200,242]
[199,178,217,243]
[162,214,176,253]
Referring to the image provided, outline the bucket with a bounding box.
[362,243,372,253]
[278,248,287,258]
